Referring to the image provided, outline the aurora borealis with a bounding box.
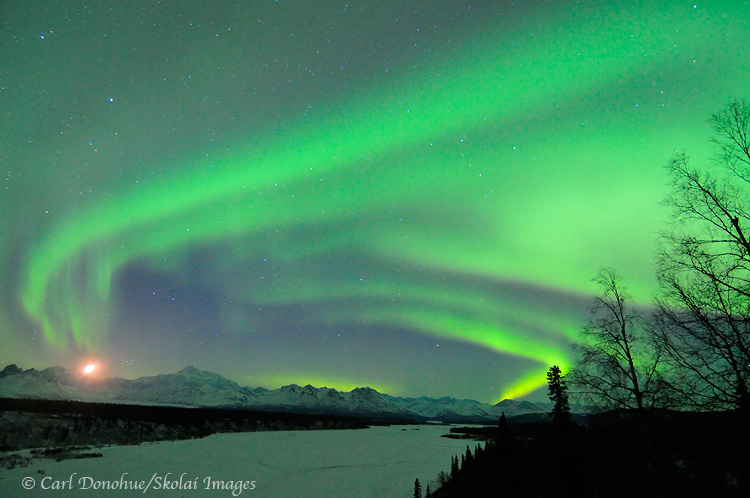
[2,1,748,402]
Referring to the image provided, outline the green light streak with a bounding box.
[326,305,571,400]
[15,2,748,398]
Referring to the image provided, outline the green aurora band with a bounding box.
[6,1,750,400]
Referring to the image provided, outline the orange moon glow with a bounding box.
[83,364,95,375]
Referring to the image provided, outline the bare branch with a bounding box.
[656,100,750,413]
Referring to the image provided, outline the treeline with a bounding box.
[419,410,747,498]
[0,397,368,450]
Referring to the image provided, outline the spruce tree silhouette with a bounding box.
[547,365,572,429]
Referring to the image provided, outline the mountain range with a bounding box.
[0,364,555,423]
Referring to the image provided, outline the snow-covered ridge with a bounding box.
[0,364,552,422]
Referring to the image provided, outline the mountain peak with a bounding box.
[40,366,70,382]
[177,366,202,375]
[0,364,23,378]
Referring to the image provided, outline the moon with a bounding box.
[83,364,95,375]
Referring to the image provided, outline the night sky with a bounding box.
[2,1,748,402]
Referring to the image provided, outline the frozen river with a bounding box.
[0,424,477,497]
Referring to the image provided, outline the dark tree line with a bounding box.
[422,407,746,497]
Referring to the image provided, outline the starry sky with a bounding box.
[1,0,748,403]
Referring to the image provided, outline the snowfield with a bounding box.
[0,424,475,497]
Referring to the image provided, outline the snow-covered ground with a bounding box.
[0,424,476,497]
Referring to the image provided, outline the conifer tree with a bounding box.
[414,478,422,498]
[498,411,507,430]
[547,365,572,426]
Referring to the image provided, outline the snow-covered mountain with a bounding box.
[387,395,493,421]
[493,398,553,417]
[108,366,258,406]
[0,364,554,422]
[386,395,553,422]
[0,364,256,407]
[253,384,416,417]
[0,364,82,401]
